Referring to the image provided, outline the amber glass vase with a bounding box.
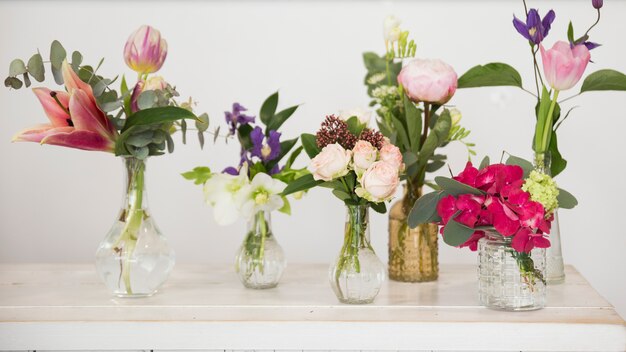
[388,182,439,282]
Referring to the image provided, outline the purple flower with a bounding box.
[269,164,283,175]
[583,41,601,50]
[592,0,603,9]
[513,9,556,45]
[250,127,281,162]
[222,166,240,175]
[225,103,255,135]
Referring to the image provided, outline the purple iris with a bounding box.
[513,9,556,45]
[225,103,255,135]
[222,166,239,175]
[250,126,281,162]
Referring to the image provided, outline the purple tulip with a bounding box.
[513,9,556,45]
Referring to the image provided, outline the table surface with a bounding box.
[0,263,624,351]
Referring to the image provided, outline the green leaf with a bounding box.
[137,90,157,110]
[278,196,291,215]
[580,69,626,93]
[332,189,352,201]
[557,188,578,209]
[122,106,197,132]
[505,154,534,178]
[391,115,410,151]
[425,160,445,172]
[443,215,476,247]
[195,113,209,132]
[181,166,212,185]
[479,155,490,170]
[567,21,575,43]
[285,146,303,169]
[403,151,418,168]
[9,59,27,76]
[301,133,320,158]
[458,63,523,88]
[50,40,66,70]
[237,124,254,150]
[435,176,484,196]
[120,75,131,115]
[404,94,422,153]
[260,91,279,125]
[267,105,298,132]
[71,51,83,71]
[408,191,444,227]
[370,201,387,214]
[282,174,323,196]
[533,86,553,152]
[22,73,31,88]
[4,76,22,89]
[126,130,154,147]
[548,132,567,177]
[27,54,45,82]
[346,116,366,137]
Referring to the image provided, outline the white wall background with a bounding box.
[0,0,624,318]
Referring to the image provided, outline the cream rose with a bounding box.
[352,140,378,172]
[379,143,403,170]
[308,143,352,181]
[356,161,400,202]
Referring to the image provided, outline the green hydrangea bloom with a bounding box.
[522,170,559,216]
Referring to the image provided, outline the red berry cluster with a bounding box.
[358,129,385,150]
[316,115,357,150]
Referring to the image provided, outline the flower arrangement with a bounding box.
[457,0,626,176]
[5,25,208,296]
[183,92,305,288]
[284,114,403,303]
[411,155,577,286]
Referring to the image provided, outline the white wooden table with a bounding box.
[0,264,624,352]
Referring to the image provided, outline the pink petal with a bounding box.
[69,89,117,138]
[41,130,115,152]
[12,124,73,143]
[32,88,71,127]
[61,60,93,95]
[511,228,530,253]
[437,195,458,224]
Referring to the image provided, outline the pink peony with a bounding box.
[397,58,458,104]
[540,41,591,91]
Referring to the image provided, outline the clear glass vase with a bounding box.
[534,152,565,284]
[95,157,175,297]
[388,183,438,282]
[329,205,385,304]
[478,231,546,311]
[235,210,286,289]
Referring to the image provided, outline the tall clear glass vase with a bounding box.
[95,157,175,297]
[388,183,439,282]
[329,205,385,304]
[235,210,286,289]
[534,152,565,284]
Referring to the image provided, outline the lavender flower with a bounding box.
[225,103,255,135]
[513,9,556,45]
[250,127,281,162]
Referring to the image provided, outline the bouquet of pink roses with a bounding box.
[411,155,577,285]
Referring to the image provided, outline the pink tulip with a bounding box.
[398,58,458,104]
[12,61,117,152]
[124,25,168,74]
[540,41,591,91]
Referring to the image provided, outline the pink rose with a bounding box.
[356,161,400,202]
[124,25,168,74]
[308,143,351,181]
[352,140,378,172]
[540,41,590,91]
[398,58,458,104]
[379,143,403,170]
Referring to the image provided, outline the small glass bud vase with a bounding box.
[478,231,546,311]
[329,205,385,304]
[235,210,286,289]
[95,157,175,297]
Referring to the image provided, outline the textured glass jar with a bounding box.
[95,157,175,297]
[478,231,546,311]
[330,205,385,304]
[534,152,565,284]
[235,210,286,289]
[388,184,439,282]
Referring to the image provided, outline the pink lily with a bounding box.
[12,61,118,152]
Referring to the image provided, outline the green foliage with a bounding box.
[442,215,476,247]
[181,166,212,185]
[362,52,402,96]
[580,69,626,92]
[122,106,197,132]
[408,191,444,227]
[260,91,279,125]
[435,176,484,196]
[282,174,323,195]
[301,133,320,158]
[479,155,490,170]
[403,95,422,154]
[457,63,523,88]
[548,133,567,177]
[556,188,578,209]
[505,154,534,178]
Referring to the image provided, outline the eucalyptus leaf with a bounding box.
[137,90,157,110]
[4,77,22,89]
[195,113,209,132]
[166,133,175,153]
[23,73,31,88]
[556,188,578,209]
[479,155,490,170]
[198,131,205,149]
[50,40,66,70]
[443,215,476,247]
[408,191,444,227]
[505,154,534,178]
[435,176,484,196]
[27,54,45,82]
[458,63,523,88]
[9,59,27,76]
[71,51,83,71]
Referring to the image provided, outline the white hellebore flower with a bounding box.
[338,107,372,126]
[237,172,287,220]
[383,15,402,43]
[203,164,250,226]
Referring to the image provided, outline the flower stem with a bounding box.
[540,90,560,152]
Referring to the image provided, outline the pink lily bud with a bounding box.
[540,41,591,91]
[130,76,168,112]
[398,58,458,104]
[124,25,168,74]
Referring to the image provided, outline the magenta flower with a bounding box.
[453,162,479,187]
[513,9,556,45]
[540,41,591,91]
[12,61,117,152]
[124,25,168,74]
[512,228,551,253]
[250,127,281,162]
